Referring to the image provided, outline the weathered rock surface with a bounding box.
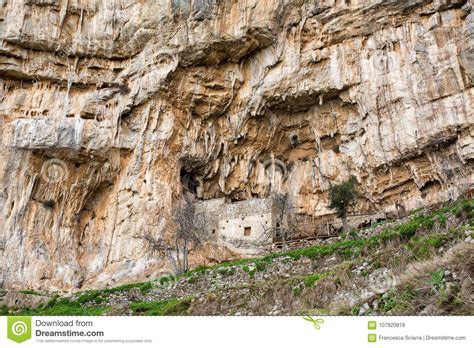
[0,0,473,290]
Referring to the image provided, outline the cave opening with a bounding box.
[420,179,442,198]
[290,134,299,147]
[180,168,200,196]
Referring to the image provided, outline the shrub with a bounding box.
[429,269,445,291]
[328,176,358,232]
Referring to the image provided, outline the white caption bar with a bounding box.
[0,316,472,347]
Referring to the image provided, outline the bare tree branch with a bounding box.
[142,196,210,275]
[255,192,297,252]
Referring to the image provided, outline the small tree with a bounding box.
[143,198,208,275]
[328,176,357,233]
[257,192,296,251]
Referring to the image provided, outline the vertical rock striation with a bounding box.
[0,0,473,290]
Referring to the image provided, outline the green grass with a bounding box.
[380,292,398,313]
[377,287,417,314]
[0,305,9,315]
[452,297,464,306]
[18,289,41,296]
[13,280,155,315]
[15,297,110,316]
[159,275,176,286]
[76,290,106,305]
[72,281,155,305]
[103,281,154,294]
[217,268,236,276]
[292,284,303,297]
[399,285,418,302]
[376,273,463,315]
[281,238,369,260]
[242,265,256,278]
[185,265,211,277]
[303,273,324,287]
[380,213,437,242]
[429,269,445,291]
[130,298,192,316]
[186,275,198,283]
[433,212,447,227]
[366,219,392,230]
[405,233,452,259]
[444,197,474,219]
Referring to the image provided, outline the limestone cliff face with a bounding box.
[0,0,473,291]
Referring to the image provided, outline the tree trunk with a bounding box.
[342,214,349,233]
[183,245,188,273]
[164,244,179,276]
[174,239,182,275]
[182,239,189,273]
[278,211,287,251]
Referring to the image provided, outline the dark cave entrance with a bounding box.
[180,168,200,196]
